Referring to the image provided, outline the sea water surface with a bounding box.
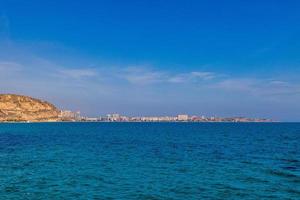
[0,122,299,199]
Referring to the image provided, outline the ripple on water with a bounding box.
[267,169,299,179]
[0,122,300,199]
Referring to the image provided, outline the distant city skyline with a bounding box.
[0,1,300,121]
[59,110,272,123]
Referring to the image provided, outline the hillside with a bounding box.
[0,94,60,122]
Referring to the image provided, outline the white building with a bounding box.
[107,113,121,121]
[177,114,189,121]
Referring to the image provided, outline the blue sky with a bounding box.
[0,0,300,121]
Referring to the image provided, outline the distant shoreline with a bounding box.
[0,121,288,124]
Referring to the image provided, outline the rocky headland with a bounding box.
[0,94,60,122]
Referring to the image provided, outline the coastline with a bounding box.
[0,121,284,124]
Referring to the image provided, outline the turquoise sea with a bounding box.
[0,123,299,199]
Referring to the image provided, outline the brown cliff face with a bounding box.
[0,94,60,122]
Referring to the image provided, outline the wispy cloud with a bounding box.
[190,71,215,80]
[0,61,22,70]
[121,67,216,85]
[214,78,258,92]
[36,63,300,99]
[213,78,300,97]
[0,61,23,75]
[168,71,215,83]
[58,68,98,79]
[122,67,166,84]
[268,80,289,86]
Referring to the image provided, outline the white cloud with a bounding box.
[0,61,22,68]
[167,74,187,83]
[121,67,216,85]
[190,71,215,80]
[0,61,23,75]
[168,71,215,83]
[214,78,258,92]
[268,80,289,86]
[213,78,300,97]
[122,67,166,84]
[58,68,98,79]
